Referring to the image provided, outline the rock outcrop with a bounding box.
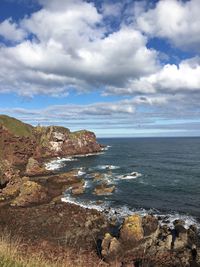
[11,180,49,207]
[119,214,144,245]
[93,183,115,195]
[101,214,200,267]
[0,160,21,196]
[0,115,102,165]
[25,157,49,176]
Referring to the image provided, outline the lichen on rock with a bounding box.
[12,180,48,207]
[119,214,144,245]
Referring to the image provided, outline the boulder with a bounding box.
[0,160,18,189]
[188,225,198,247]
[120,214,144,245]
[50,171,80,186]
[71,183,85,195]
[157,234,173,251]
[101,233,121,262]
[93,183,115,195]
[25,157,47,176]
[142,215,159,236]
[92,172,104,181]
[12,180,48,207]
[0,160,22,200]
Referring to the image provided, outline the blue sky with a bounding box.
[0,0,200,137]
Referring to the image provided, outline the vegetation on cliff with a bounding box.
[0,115,33,137]
[0,114,101,164]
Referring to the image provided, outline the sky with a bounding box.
[0,0,200,137]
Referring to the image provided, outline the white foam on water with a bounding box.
[73,152,105,158]
[94,165,120,171]
[103,173,118,185]
[117,171,142,180]
[61,195,199,229]
[84,180,92,189]
[78,170,86,176]
[45,157,77,170]
[101,145,112,151]
[61,195,107,212]
[159,213,199,229]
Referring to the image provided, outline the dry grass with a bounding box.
[0,230,104,267]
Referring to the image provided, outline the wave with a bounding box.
[101,145,112,151]
[61,196,199,229]
[77,167,86,176]
[93,165,120,171]
[83,180,92,189]
[73,152,105,158]
[44,151,105,171]
[45,157,77,170]
[117,171,142,180]
[61,196,107,212]
[158,213,199,229]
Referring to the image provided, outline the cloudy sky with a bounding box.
[0,0,200,137]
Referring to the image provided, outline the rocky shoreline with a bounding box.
[0,115,200,266]
[0,157,200,266]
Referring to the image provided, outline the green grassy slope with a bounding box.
[0,115,33,137]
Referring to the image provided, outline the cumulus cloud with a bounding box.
[0,18,27,42]
[0,0,159,97]
[110,57,200,95]
[1,0,200,137]
[137,0,200,52]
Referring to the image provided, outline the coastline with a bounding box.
[0,117,200,266]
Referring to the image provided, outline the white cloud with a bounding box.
[101,2,123,17]
[0,18,27,42]
[137,0,200,51]
[0,0,200,110]
[1,93,200,137]
[0,0,159,97]
[136,57,200,93]
[105,56,200,95]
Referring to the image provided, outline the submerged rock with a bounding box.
[92,172,104,181]
[71,180,85,195]
[93,183,115,195]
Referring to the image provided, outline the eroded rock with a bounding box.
[93,183,115,195]
[25,157,48,176]
[101,233,121,263]
[120,214,144,245]
[12,180,48,207]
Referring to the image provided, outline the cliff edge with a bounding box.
[0,114,101,164]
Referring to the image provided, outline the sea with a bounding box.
[45,137,200,228]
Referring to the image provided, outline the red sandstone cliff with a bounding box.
[0,115,101,165]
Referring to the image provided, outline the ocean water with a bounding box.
[47,137,200,227]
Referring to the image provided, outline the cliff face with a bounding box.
[0,115,101,165]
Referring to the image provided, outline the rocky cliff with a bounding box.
[0,115,101,165]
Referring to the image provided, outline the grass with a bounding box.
[0,115,33,137]
[0,231,104,267]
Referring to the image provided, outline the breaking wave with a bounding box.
[92,165,120,171]
[45,157,77,170]
[117,171,142,180]
[61,195,199,229]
